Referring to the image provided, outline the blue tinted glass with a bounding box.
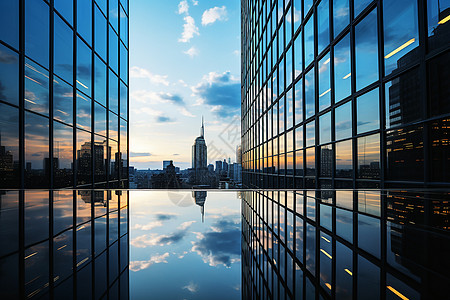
[77,129,92,185]
[279,97,285,133]
[286,88,293,129]
[304,0,313,14]
[319,112,331,144]
[333,0,349,37]
[77,0,92,45]
[54,77,73,125]
[318,53,331,111]
[94,102,107,136]
[120,7,128,46]
[305,67,315,119]
[120,0,128,14]
[120,81,127,120]
[335,101,352,140]
[120,43,128,84]
[96,0,107,14]
[357,88,379,134]
[54,15,73,84]
[77,38,92,96]
[306,121,315,147]
[293,0,301,33]
[25,59,49,115]
[0,103,20,188]
[0,44,19,106]
[109,26,119,73]
[334,34,351,102]
[53,122,74,188]
[336,208,352,242]
[294,79,303,125]
[110,0,119,32]
[25,0,49,68]
[25,112,49,188]
[304,15,314,67]
[109,70,119,114]
[76,94,91,131]
[358,214,380,258]
[286,7,293,44]
[317,0,330,54]
[357,256,380,299]
[355,10,378,91]
[109,112,118,141]
[279,56,285,93]
[54,0,73,25]
[294,32,302,78]
[383,0,419,75]
[354,0,372,17]
[0,0,19,49]
[95,6,107,60]
[94,55,107,106]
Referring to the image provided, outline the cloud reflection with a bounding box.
[130,253,170,272]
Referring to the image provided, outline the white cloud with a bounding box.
[178,220,196,230]
[183,46,199,57]
[179,107,196,118]
[233,50,240,56]
[191,0,199,6]
[177,0,189,14]
[130,66,169,86]
[201,6,228,26]
[132,221,163,231]
[130,253,170,272]
[182,282,198,293]
[179,16,199,43]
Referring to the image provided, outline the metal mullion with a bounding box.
[377,0,386,191]
[73,0,78,188]
[49,0,54,190]
[19,0,25,189]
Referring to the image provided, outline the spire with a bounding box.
[200,116,204,137]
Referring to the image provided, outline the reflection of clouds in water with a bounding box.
[131,221,195,248]
[191,219,240,267]
[182,281,198,293]
[130,253,169,272]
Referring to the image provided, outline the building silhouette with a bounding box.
[191,118,208,185]
[192,191,207,223]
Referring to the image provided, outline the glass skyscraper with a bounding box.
[0,0,129,188]
[241,0,450,189]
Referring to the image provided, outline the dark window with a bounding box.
[54,14,74,84]
[25,0,49,68]
[427,0,450,52]
[0,44,19,106]
[24,191,49,246]
[428,51,450,116]
[25,112,49,188]
[431,118,450,182]
[110,139,119,180]
[53,122,74,188]
[94,135,108,183]
[0,104,19,188]
[77,129,92,186]
[0,0,19,49]
[320,144,332,177]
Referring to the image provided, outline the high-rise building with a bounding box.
[0,0,129,188]
[192,118,208,184]
[241,0,450,189]
[163,160,171,170]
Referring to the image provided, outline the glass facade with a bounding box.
[0,0,129,188]
[241,190,450,299]
[241,0,450,188]
[0,190,129,299]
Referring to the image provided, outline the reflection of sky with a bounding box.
[130,191,241,300]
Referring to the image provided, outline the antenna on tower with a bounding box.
[200,116,205,137]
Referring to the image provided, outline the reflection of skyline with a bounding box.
[192,191,207,223]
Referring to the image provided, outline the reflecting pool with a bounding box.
[0,189,449,299]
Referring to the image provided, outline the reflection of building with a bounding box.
[241,0,450,188]
[192,191,207,222]
[150,160,181,188]
[191,118,208,185]
[0,1,129,188]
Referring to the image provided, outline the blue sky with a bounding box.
[129,0,241,169]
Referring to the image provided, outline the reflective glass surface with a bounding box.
[357,133,380,179]
[427,0,450,51]
[334,34,351,102]
[76,94,91,131]
[319,112,331,145]
[54,0,73,25]
[0,103,19,188]
[0,0,19,49]
[53,78,73,125]
[357,88,379,134]
[25,59,50,115]
[109,27,119,74]
[77,0,92,45]
[77,38,92,96]
[0,44,19,106]
[53,122,74,188]
[318,53,331,110]
[304,15,314,67]
[317,0,330,54]
[95,6,107,60]
[54,14,74,84]
[25,0,49,68]
[25,112,49,188]
[336,139,352,178]
[354,0,372,17]
[109,70,119,114]
[305,67,315,118]
[77,129,92,186]
[333,0,349,37]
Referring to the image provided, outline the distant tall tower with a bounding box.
[192,117,207,184]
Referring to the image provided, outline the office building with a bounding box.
[163,160,171,169]
[191,118,208,184]
[0,0,129,188]
[241,0,450,188]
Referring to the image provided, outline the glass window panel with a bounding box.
[76,222,91,268]
[120,0,128,14]
[336,208,352,242]
[294,32,302,78]
[334,33,351,102]
[54,122,74,188]
[335,101,352,140]
[120,81,128,120]
[109,26,119,73]
[320,204,332,230]
[109,112,119,141]
[94,136,108,183]
[54,78,73,125]
[120,6,128,46]
[383,0,419,75]
[286,88,293,129]
[427,0,450,51]
[317,0,330,54]
[357,133,380,179]
[295,149,303,175]
[357,256,380,299]
[305,67,315,118]
[306,223,315,274]
[304,15,314,67]
[293,0,302,33]
[358,214,380,257]
[431,118,450,182]
[120,42,128,84]
[96,0,107,14]
[25,59,49,115]
[0,44,19,106]
[77,0,92,45]
[304,0,313,14]
[306,147,315,176]
[336,242,353,299]
[0,192,19,257]
[25,112,49,188]
[120,119,128,178]
[24,241,49,298]
[294,79,303,125]
[319,231,332,294]
[318,53,331,110]
[386,124,424,181]
[286,7,293,44]
[358,191,380,216]
[77,38,92,96]
[53,230,73,281]
[110,0,119,32]
[286,46,293,87]
[333,0,349,37]
[320,144,332,176]
[279,56,285,93]
[357,88,379,134]
[0,104,19,188]
[54,15,73,84]
[95,102,107,136]
[94,55,107,106]
[427,51,450,117]
[295,125,303,149]
[24,192,49,246]
[0,0,19,49]
[55,0,73,25]
[336,140,353,178]
[25,0,49,68]
[95,5,107,60]
[279,97,285,133]
[336,190,353,209]
[77,129,92,186]
[355,9,379,91]
[319,112,331,144]
[354,0,372,17]
[110,139,119,180]
[76,93,91,131]
[306,121,315,147]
